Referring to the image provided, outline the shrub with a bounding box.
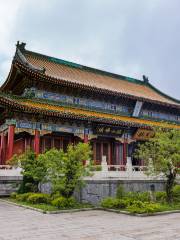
[127,200,145,208]
[155,191,167,203]
[90,165,102,171]
[38,143,92,198]
[51,196,77,209]
[116,185,125,199]
[173,185,180,202]
[16,193,33,202]
[127,202,161,214]
[124,192,150,202]
[101,197,127,209]
[10,192,17,199]
[138,192,151,202]
[51,192,62,200]
[27,193,50,204]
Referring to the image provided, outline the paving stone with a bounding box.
[0,201,180,240]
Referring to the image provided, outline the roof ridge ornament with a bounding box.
[14,41,46,74]
[16,41,26,52]
[143,75,149,84]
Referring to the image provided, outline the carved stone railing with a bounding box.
[132,165,147,172]
[108,165,127,171]
[0,165,12,170]
[0,165,22,177]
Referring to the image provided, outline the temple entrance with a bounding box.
[129,141,143,166]
[111,142,124,165]
[94,141,110,164]
[40,132,78,153]
[92,138,124,166]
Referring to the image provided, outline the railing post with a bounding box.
[101,155,108,172]
[126,157,133,176]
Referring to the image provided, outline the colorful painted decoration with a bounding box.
[133,129,155,140]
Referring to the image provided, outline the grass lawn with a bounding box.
[5,198,93,212]
[3,197,180,215]
[153,203,180,212]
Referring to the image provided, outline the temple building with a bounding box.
[0,42,180,168]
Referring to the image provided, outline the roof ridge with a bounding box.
[147,82,180,104]
[24,49,145,86]
[8,42,179,106]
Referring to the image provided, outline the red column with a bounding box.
[34,129,40,155]
[116,143,119,165]
[83,134,88,143]
[108,142,111,165]
[0,133,5,165]
[83,134,88,165]
[123,142,127,165]
[7,125,15,160]
[93,141,96,165]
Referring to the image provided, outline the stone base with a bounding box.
[0,176,23,196]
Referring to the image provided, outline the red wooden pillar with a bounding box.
[0,133,5,165]
[116,143,119,165]
[34,129,40,155]
[83,134,88,143]
[101,142,103,163]
[123,142,127,165]
[7,125,15,161]
[108,142,111,165]
[93,141,96,165]
[83,133,88,165]
[84,128,89,144]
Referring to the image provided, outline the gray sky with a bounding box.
[0,0,180,99]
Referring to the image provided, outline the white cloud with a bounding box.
[0,0,179,99]
[0,0,23,83]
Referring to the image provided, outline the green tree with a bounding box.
[10,151,47,193]
[38,143,92,197]
[135,128,180,203]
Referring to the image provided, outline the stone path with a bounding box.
[0,201,180,240]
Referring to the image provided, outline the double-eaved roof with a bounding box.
[0,42,179,130]
[1,42,180,108]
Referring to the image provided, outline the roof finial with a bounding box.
[143,75,149,84]
[16,41,26,52]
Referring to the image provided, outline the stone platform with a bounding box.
[0,168,22,196]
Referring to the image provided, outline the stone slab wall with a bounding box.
[74,179,166,205]
[39,179,166,205]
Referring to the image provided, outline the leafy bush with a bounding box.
[127,202,161,214]
[38,143,92,198]
[101,197,127,209]
[116,185,125,199]
[50,192,62,200]
[10,192,17,199]
[155,191,167,203]
[27,193,50,204]
[89,165,102,171]
[16,193,33,202]
[173,185,180,202]
[124,192,150,202]
[10,151,47,194]
[51,196,77,209]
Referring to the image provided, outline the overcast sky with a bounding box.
[0,0,180,99]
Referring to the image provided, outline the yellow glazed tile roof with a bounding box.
[24,52,180,106]
[20,99,180,129]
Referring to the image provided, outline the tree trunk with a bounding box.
[166,169,176,204]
